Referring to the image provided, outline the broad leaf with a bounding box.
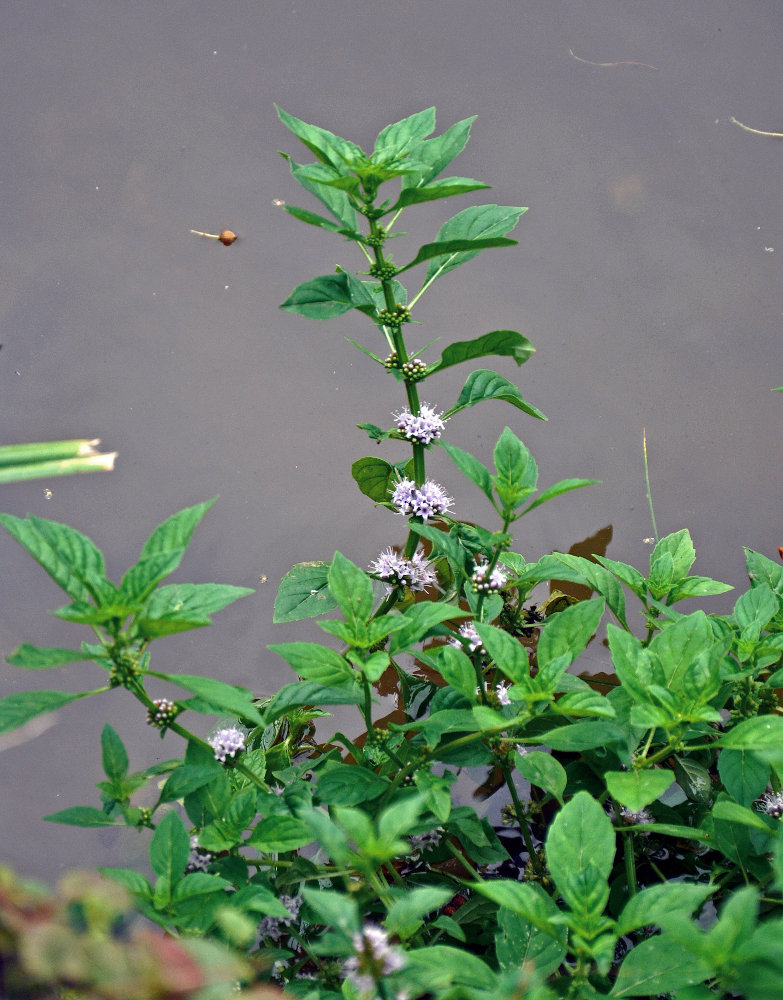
[149,810,190,883]
[446,370,546,420]
[43,806,121,827]
[352,456,396,503]
[328,551,374,629]
[6,643,100,668]
[149,672,263,725]
[0,689,95,734]
[439,441,494,502]
[280,273,375,320]
[139,499,215,561]
[397,236,517,274]
[516,750,567,804]
[101,724,128,783]
[269,641,355,687]
[605,769,674,812]
[276,105,364,171]
[273,561,337,622]
[546,791,614,911]
[374,107,436,159]
[422,204,527,285]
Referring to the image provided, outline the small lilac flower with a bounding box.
[209,726,246,763]
[369,546,436,593]
[394,402,446,445]
[258,894,302,943]
[343,924,405,992]
[391,478,453,522]
[186,834,212,873]
[756,790,783,819]
[495,681,512,706]
[408,827,444,858]
[449,620,484,653]
[471,559,508,593]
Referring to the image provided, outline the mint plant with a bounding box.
[1,107,783,1000]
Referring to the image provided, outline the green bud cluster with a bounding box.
[401,358,427,381]
[377,304,411,328]
[369,261,398,281]
[384,352,400,370]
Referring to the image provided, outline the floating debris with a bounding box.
[189,228,238,246]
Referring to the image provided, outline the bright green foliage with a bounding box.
[1,106,782,1000]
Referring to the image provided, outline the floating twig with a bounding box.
[569,48,659,70]
[729,116,783,139]
[189,228,238,246]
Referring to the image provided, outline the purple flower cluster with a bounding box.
[258,894,302,943]
[471,559,508,593]
[186,834,212,873]
[394,402,446,445]
[391,478,453,522]
[342,924,405,993]
[448,620,484,653]
[208,726,246,763]
[369,546,436,593]
[756,790,783,819]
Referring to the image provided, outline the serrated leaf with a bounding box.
[5,643,100,668]
[537,597,604,671]
[280,273,375,320]
[276,104,364,170]
[610,936,712,996]
[0,689,94,734]
[400,116,476,189]
[374,107,436,158]
[546,792,614,910]
[139,499,215,561]
[149,672,263,725]
[149,810,190,882]
[397,236,518,275]
[43,806,121,827]
[269,641,355,687]
[605,769,674,812]
[445,370,546,420]
[422,205,527,285]
[0,512,108,603]
[352,456,396,503]
[273,561,337,622]
[101,724,128,783]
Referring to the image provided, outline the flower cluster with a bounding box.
[408,827,444,859]
[342,924,405,993]
[471,559,508,593]
[186,834,212,873]
[448,620,484,653]
[208,726,246,763]
[393,402,446,445]
[391,478,453,521]
[369,546,436,593]
[756,790,783,819]
[258,894,302,943]
[146,698,178,729]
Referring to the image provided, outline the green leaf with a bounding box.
[422,204,527,285]
[515,750,567,804]
[269,641,355,687]
[651,528,696,579]
[471,880,563,938]
[473,624,530,685]
[280,272,375,320]
[522,477,599,515]
[317,763,390,805]
[400,116,475,189]
[605,769,674,812]
[263,679,363,725]
[149,672,263,725]
[446,370,546,420]
[149,810,190,882]
[139,499,215,561]
[283,204,360,238]
[433,330,535,372]
[0,689,94,735]
[383,886,453,938]
[397,236,518,275]
[545,791,614,911]
[246,815,313,853]
[712,799,774,833]
[43,806,121,827]
[402,946,497,992]
[352,456,396,503]
[158,765,221,804]
[617,882,714,935]
[282,155,359,230]
[5,643,99,668]
[495,907,566,979]
[439,441,494,503]
[98,867,153,899]
[417,645,477,701]
[0,512,109,604]
[118,550,183,606]
[388,602,469,655]
[328,551,374,629]
[611,936,712,996]
[392,176,491,209]
[136,582,254,638]
[720,715,783,750]
[300,885,360,940]
[542,553,629,629]
[101,724,128,783]
[273,560,337,622]
[374,107,436,158]
[491,426,538,509]
[717,749,770,808]
[537,597,604,671]
[535,720,627,753]
[276,105,364,171]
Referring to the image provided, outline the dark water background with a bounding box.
[1,0,781,883]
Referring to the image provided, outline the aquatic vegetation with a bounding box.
[1,107,783,999]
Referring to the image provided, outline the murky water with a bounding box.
[1,1,781,883]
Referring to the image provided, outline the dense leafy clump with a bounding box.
[2,107,783,1000]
